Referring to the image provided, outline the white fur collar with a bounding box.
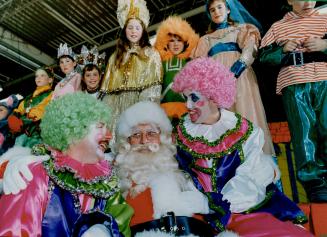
[183,109,237,142]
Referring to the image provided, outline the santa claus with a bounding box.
[114,101,235,237]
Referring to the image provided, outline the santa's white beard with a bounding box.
[115,143,179,197]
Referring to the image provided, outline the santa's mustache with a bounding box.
[130,143,160,152]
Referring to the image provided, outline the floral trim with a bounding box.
[179,113,243,147]
[31,143,50,156]
[206,193,227,216]
[293,214,308,224]
[43,158,119,199]
[176,120,253,160]
[244,189,274,214]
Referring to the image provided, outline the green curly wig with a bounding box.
[40,92,111,151]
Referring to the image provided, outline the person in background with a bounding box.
[192,0,275,156]
[154,16,199,124]
[52,43,81,100]
[79,45,106,99]
[260,0,327,203]
[0,95,19,155]
[99,0,162,146]
[8,67,53,147]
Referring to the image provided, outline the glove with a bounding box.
[81,224,113,237]
[1,147,50,195]
[7,114,23,133]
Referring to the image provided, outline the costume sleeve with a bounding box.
[259,23,286,65]
[14,100,25,116]
[104,191,134,237]
[237,24,260,67]
[221,126,279,213]
[0,163,49,236]
[139,85,162,103]
[28,92,53,121]
[139,48,162,103]
[71,73,82,91]
[191,36,210,58]
[100,53,115,93]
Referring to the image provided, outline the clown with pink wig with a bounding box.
[172,57,313,236]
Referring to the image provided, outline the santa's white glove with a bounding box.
[1,146,50,195]
[81,224,113,237]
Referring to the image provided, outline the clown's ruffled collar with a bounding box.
[182,109,239,142]
[42,149,119,198]
[50,150,112,182]
[176,109,253,159]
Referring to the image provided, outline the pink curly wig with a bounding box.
[172,57,236,108]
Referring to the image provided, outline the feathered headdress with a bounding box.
[76,45,106,70]
[154,16,199,61]
[57,43,75,60]
[117,0,150,28]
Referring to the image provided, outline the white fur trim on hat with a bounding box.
[117,101,172,138]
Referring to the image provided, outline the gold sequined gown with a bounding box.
[100,46,162,145]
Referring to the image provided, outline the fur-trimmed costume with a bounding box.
[116,101,226,237]
[155,16,199,120]
[13,85,52,147]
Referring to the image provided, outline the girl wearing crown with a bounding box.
[52,43,81,100]
[99,0,162,144]
[192,0,274,156]
[154,16,199,125]
[79,46,106,99]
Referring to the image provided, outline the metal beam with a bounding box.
[0,26,55,65]
[98,5,205,51]
[41,2,98,45]
[0,44,41,70]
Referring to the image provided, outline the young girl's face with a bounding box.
[35,69,53,87]
[0,106,8,120]
[168,35,184,56]
[209,0,230,24]
[288,0,316,14]
[125,18,143,44]
[59,57,76,75]
[83,68,100,91]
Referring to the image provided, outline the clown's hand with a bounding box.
[1,146,50,195]
[81,224,113,237]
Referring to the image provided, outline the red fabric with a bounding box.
[228,213,313,236]
[7,115,23,133]
[126,188,154,226]
[0,161,8,179]
[309,203,327,236]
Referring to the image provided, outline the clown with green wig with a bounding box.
[0,92,133,237]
